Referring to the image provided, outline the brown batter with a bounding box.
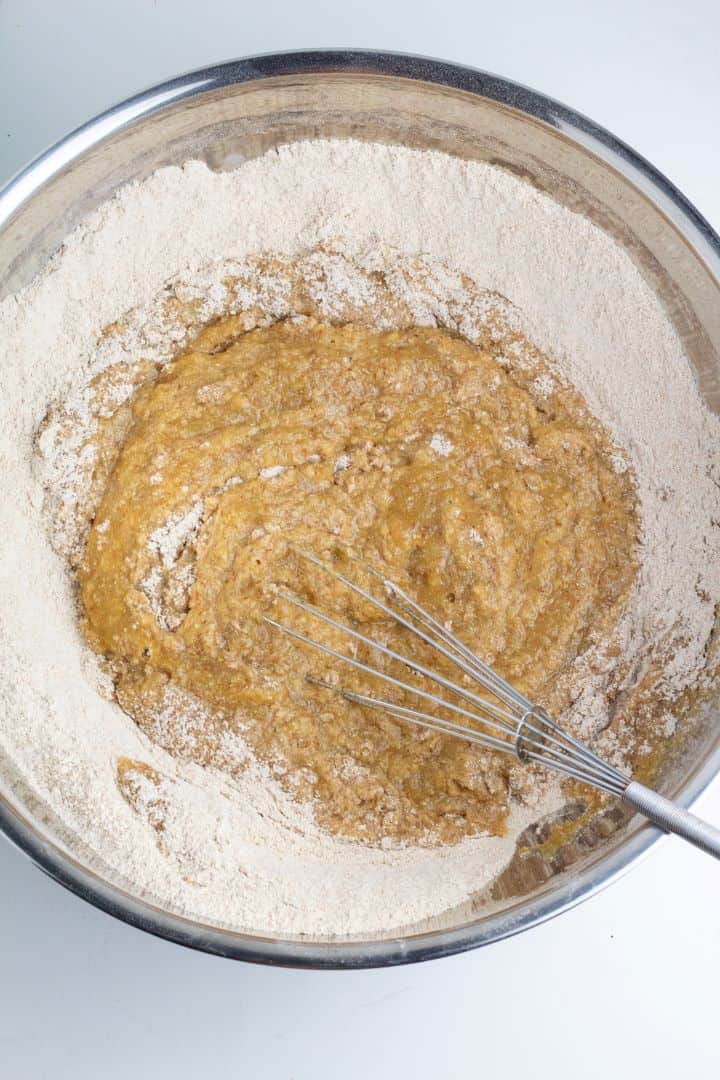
[79,316,639,844]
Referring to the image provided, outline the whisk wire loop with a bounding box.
[266,554,629,794]
[264,550,720,860]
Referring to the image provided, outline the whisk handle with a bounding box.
[623,781,720,861]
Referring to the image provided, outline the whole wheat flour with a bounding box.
[0,139,719,937]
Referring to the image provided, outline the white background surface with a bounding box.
[1,1,719,1076]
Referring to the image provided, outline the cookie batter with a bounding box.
[79,317,638,844]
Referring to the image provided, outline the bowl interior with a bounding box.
[1,56,719,966]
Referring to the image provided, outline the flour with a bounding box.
[148,500,204,568]
[0,139,719,937]
[429,433,454,457]
[140,499,204,631]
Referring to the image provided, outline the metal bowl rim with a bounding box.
[1,48,719,969]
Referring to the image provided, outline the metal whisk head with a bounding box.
[263,551,630,799]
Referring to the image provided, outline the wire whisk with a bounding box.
[264,550,720,861]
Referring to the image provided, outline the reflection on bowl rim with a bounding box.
[1,50,719,969]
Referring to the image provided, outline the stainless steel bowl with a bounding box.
[1,51,719,968]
